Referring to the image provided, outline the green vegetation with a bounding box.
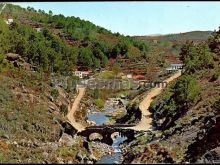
[208,27,220,55]
[180,42,214,74]
[51,87,59,99]
[0,50,73,163]
[124,28,220,164]
[150,74,201,130]
[1,3,220,164]
[94,99,105,109]
[60,104,68,115]
[1,4,151,73]
[173,75,201,108]
[112,63,121,76]
[98,70,115,79]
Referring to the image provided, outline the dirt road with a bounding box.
[67,87,86,132]
[66,70,181,132]
[128,70,182,131]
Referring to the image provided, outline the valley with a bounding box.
[0,2,219,164]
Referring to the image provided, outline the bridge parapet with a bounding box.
[85,124,136,129]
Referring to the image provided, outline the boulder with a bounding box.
[42,152,49,159]
[86,160,94,164]
[57,157,64,164]
[41,142,59,152]
[47,142,59,151]
[76,151,86,162]
[88,154,97,161]
[59,133,75,147]
[6,53,20,61]
[0,134,9,140]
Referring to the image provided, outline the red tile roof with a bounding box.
[132,75,146,80]
[165,56,183,64]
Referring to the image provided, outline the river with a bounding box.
[87,99,128,164]
[87,100,114,125]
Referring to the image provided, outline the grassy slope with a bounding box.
[0,56,93,163]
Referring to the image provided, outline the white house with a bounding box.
[74,70,91,79]
[126,74,133,79]
[4,18,13,25]
[166,63,183,72]
[35,27,42,33]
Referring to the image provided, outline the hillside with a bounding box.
[133,31,213,66]
[0,3,180,82]
[0,52,88,163]
[122,28,220,164]
[0,4,157,74]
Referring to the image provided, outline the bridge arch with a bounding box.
[111,132,120,140]
[77,125,135,145]
[89,132,103,141]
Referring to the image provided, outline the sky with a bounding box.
[12,2,220,36]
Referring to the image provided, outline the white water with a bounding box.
[96,136,127,164]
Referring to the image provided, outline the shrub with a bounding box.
[98,70,115,79]
[51,88,59,99]
[180,42,214,74]
[163,129,173,137]
[174,74,201,107]
[94,99,104,109]
[0,54,5,63]
[60,104,68,115]
[0,87,13,104]
[209,72,219,82]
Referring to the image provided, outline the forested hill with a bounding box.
[135,31,213,44]
[0,4,150,74]
[133,31,213,65]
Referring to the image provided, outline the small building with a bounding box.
[35,27,42,33]
[165,55,183,73]
[74,70,91,79]
[4,18,13,25]
[126,74,133,79]
[166,63,183,72]
[153,40,158,44]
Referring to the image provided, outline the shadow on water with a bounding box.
[96,136,128,164]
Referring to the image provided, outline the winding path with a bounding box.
[67,87,86,132]
[67,70,182,133]
[127,70,182,131]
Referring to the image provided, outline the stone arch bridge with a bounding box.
[77,124,136,145]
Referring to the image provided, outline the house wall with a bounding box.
[166,64,183,72]
[74,71,90,78]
